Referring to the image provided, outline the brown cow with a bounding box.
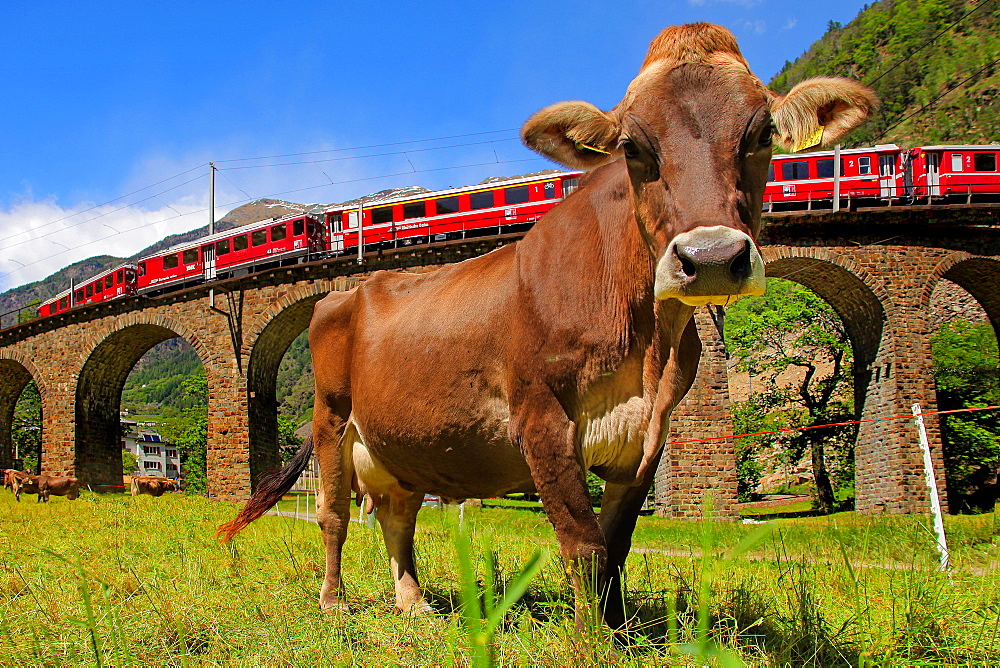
[12,472,40,502]
[2,469,19,491]
[37,475,80,502]
[219,23,874,627]
[130,476,179,497]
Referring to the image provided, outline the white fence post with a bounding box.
[912,403,951,573]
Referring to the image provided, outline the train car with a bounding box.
[764,145,903,209]
[322,171,582,255]
[906,145,1000,201]
[37,263,138,318]
[137,214,325,294]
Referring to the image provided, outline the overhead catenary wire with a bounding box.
[0,155,553,279]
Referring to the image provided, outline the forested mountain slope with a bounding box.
[771,0,1000,146]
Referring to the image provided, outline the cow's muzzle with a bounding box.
[654,226,765,305]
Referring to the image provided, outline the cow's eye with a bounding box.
[622,139,640,160]
[757,126,774,149]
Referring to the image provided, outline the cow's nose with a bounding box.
[674,238,753,282]
[654,225,765,304]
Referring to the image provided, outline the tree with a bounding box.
[175,372,208,494]
[12,381,41,473]
[931,319,1000,512]
[725,279,856,513]
[278,415,304,462]
[122,448,139,475]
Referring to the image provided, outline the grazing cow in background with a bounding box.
[2,469,19,491]
[12,473,40,502]
[37,475,80,502]
[131,476,179,497]
[219,22,875,627]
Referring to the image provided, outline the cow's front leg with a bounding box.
[514,389,606,624]
[314,408,353,611]
[375,491,431,615]
[597,446,664,629]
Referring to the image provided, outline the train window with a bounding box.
[138,262,146,276]
[403,201,425,220]
[183,249,199,264]
[951,153,963,172]
[767,164,774,181]
[75,289,84,303]
[504,186,530,205]
[563,178,579,196]
[371,207,393,225]
[94,280,102,293]
[116,270,124,283]
[126,269,136,282]
[816,159,834,178]
[308,220,323,236]
[973,153,997,172]
[163,254,179,270]
[216,239,230,255]
[781,161,810,180]
[347,211,359,229]
[544,181,556,198]
[105,275,113,290]
[329,212,343,231]
[86,284,93,298]
[293,218,305,236]
[234,235,248,252]
[470,190,494,210]
[59,296,68,310]
[271,223,287,242]
[858,156,872,175]
[435,197,459,215]
[252,229,267,246]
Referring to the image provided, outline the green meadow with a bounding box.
[1,489,997,666]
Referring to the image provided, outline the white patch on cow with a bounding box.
[575,355,652,476]
[346,421,406,499]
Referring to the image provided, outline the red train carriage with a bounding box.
[906,145,1000,200]
[137,214,325,295]
[764,144,903,209]
[37,263,138,317]
[322,172,581,255]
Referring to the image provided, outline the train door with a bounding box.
[926,153,941,196]
[203,244,216,281]
[879,154,896,197]
[330,212,345,252]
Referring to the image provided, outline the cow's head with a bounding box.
[523,23,876,305]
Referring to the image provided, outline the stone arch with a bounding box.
[925,252,1000,339]
[762,249,887,394]
[74,314,212,489]
[244,287,333,484]
[0,352,44,470]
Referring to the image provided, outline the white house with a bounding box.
[121,420,181,479]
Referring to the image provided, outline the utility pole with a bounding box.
[833,144,842,213]
[209,162,216,235]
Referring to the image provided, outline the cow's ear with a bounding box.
[770,77,878,152]
[522,101,623,169]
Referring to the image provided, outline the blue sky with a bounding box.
[0,0,871,290]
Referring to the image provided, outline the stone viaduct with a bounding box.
[1,204,998,516]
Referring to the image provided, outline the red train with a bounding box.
[766,143,1000,210]
[34,144,1000,319]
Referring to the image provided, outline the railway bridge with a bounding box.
[1,203,998,516]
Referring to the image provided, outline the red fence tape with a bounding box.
[661,403,1000,447]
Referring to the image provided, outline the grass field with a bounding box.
[1,488,997,666]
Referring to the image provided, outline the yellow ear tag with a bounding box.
[575,141,611,155]
[794,125,824,153]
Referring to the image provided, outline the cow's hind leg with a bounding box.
[314,406,353,611]
[375,491,431,615]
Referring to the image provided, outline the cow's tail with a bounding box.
[216,436,314,542]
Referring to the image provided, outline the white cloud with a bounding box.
[737,19,768,35]
[0,195,208,292]
[782,18,799,31]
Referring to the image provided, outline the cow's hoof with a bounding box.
[319,598,350,613]
[397,599,434,617]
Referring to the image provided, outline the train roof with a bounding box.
[142,212,318,259]
[323,170,582,213]
[914,145,1000,151]
[772,144,900,160]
